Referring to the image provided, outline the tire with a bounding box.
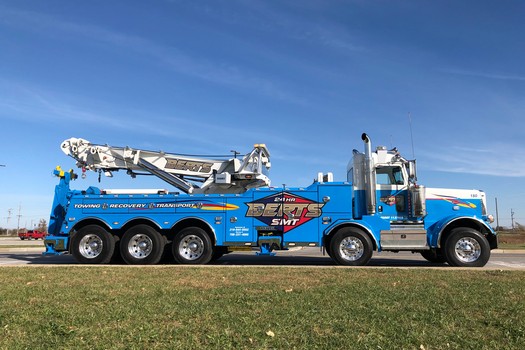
[444,228,490,267]
[210,247,231,262]
[20,237,25,241]
[120,225,165,265]
[172,227,213,264]
[420,249,446,263]
[330,228,373,266]
[110,237,124,264]
[71,225,115,264]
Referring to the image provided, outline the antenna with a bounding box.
[408,112,415,159]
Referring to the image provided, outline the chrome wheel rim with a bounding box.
[178,235,204,261]
[127,234,153,259]
[455,237,481,263]
[339,236,364,261]
[79,234,103,259]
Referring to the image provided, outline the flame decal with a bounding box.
[432,194,477,209]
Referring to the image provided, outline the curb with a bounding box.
[0,247,44,253]
[492,249,525,254]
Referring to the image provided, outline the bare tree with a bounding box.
[36,219,48,233]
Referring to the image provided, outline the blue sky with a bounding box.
[1,0,524,229]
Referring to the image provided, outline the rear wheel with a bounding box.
[120,225,165,265]
[172,227,213,264]
[444,228,490,267]
[210,247,230,262]
[330,228,373,266]
[71,225,115,264]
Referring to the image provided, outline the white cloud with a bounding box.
[0,5,303,103]
[420,144,525,177]
[441,68,525,82]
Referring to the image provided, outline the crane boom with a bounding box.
[60,138,271,194]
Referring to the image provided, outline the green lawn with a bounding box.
[498,232,525,250]
[0,267,523,349]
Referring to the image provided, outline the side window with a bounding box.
[376,166,404,185]
[376,170,391,185]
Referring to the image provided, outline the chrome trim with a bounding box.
[362,133,377,215]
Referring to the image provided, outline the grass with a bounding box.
[498,231,525,250]
[0,267,524,349]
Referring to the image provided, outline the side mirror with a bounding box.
[408,160,417,182]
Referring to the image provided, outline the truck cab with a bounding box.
[334,133,496,266]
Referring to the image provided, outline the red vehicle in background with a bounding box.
[18,230,47,240]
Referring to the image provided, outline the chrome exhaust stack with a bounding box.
[362,133,376,215]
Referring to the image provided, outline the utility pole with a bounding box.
[511,208,515,230]
[494,197,499,230]
[4,209,13,236]
[16,203,22,233]
[7,209,12,225]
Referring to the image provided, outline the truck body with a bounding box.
[19,230,47,240]
[44,134,497,266]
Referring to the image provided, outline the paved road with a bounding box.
[0,236,47,246]
[1,245,525,269]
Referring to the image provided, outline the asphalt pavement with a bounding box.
[0,236,524,269]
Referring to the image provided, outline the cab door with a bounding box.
[375,165,409,221]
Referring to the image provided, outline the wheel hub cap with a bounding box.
[128,234,152,259]
[79,234,103,259]
[455,237,481,263]
[179,235,204,261]
[339,237,364,261]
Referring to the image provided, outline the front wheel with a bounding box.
[120,225,165,265]
[172,227,213,264]
[71,225,115,264]
[444,228,490,267]
[330,228,373,266]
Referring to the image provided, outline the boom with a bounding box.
[60,138,271,194]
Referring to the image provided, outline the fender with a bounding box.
[172,216,218,244]
[69,217,113,233]
[323,219,380,250]
[433,216,495,248]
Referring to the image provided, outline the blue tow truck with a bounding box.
[44,134,497,266]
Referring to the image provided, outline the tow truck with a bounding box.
[44,134,497,266]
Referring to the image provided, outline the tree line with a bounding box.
[0,219,48,235]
